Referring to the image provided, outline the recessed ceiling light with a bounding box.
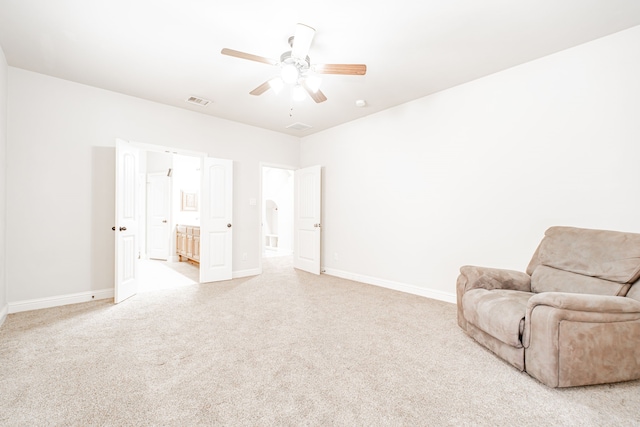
[355,99,367,108]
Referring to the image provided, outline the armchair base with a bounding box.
[466,323,525,371]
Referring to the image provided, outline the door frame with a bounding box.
[258,162,297,273]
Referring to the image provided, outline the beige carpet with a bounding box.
[1,256,639,426]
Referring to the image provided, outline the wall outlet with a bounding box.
[333,252,338,261]
[242,252,248,261]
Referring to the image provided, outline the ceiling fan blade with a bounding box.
[291,23,315,60]
[301,81,327,103]
[221,48,277,65]
[249,80,272,96]
[314,64,367,75]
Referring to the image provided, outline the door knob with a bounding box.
[227,223,232,228]
[119,227,127,231]
[162,220,167,223]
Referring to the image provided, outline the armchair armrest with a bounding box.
[457,265,531,294]
[523,292,640,348]
[456,265,531,331]
[527,292,640,314]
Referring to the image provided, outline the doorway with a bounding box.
[261,166,294,258]
[139,151,202,292]
[116,140,229,302]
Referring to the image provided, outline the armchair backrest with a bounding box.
[525,226,640,296]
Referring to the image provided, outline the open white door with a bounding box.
[200,157,233,283]
[293,165,322,274]
[146,173,171,260]
[114,139,139,303]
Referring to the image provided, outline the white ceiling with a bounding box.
[1,1,640,137]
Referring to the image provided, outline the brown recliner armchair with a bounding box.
[457,226,640,387]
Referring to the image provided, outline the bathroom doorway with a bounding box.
[139,151,202,293]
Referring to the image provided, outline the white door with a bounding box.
[293,165,322,274]
[146,173,171,260]
[200,157,233,283]
[114,139,139,303]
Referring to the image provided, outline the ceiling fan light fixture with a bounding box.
[305,75,322,93]
[281,63,299,85]
[292,85,307,102]
[269,78,284,94]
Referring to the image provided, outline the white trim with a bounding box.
[0,304,7,326]
[232,268,261,279]
[323,267,456,304]
[8,289,114,314]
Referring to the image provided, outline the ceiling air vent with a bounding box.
[185,96,212,107]
[286,122,313,131]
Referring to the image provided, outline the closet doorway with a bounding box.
[261,165,294,259]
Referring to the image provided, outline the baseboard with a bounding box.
[233,268,261,279]
[0,303,7,326]
[323,267,456,304]
[8,289,114,314]
[6,267,260,314]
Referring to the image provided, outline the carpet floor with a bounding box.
[1,256,639,426]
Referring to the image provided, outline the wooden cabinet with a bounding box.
[177,225,200,264]
[192,228,200,261]
[177,226,187,256]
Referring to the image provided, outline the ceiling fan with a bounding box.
[221,23,367,103]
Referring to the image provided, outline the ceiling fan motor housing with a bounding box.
[279,50,311,84]
[280,51,311,72]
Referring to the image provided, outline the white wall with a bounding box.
[0,44,7,323]
[6,68,299,306]
[172,154,201,227]
[300,26,640,302]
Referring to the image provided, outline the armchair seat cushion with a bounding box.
[462,289,533,348]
